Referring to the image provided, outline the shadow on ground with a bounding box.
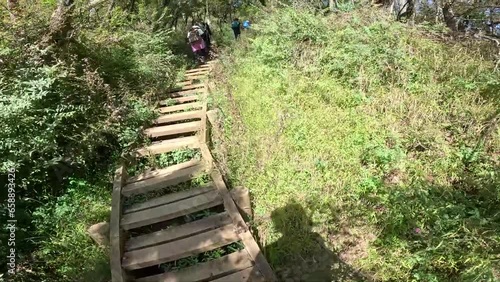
[264,201,368,282]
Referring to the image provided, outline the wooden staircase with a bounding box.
[110,62,276,282]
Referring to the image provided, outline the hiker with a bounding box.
[243,19,251,30]
[200,21,212,49]
[187,25,207,63]
[231,18,241,39]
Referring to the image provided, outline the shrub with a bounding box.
[214,7,500,281]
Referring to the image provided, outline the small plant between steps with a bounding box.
[127,148,201,177]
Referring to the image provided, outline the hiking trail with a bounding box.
[109,61,277,282]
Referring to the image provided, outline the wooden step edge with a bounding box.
[169,83,205,92]
[144,121,201,138]
[184,71,210,77]
[135,137,200,157]
[123,182,215,214]
[185,66,210,73]
[168,88,205,97]
[158,102,203,114]
[120,190,223,230]
[135,249,253,282]
[125,212,232,252]
[122,224,240,270]
[121,163,207,197]
[154,110,204,125]
[126,158,200,184]
[159,95,199,106]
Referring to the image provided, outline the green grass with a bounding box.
[26,179,112,282]
[213,7,500,282]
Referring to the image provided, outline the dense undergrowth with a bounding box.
[0,2,197,281]
[213,7,500,282]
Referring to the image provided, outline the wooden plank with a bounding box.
[144,121,201,138]
[154,110,204,125]
[120,190,223,230]
[123,183,215,214]
[110,166,128,282]
[160,95,199,106]
[126,159,200,184]
[170,83,205,92]
[136,136,199,157]
[159,102,203,114]
[169,88,205,96]
[184,75,206,81]
[122,224,240,270]
[185,66,210,74]
[199,144,277,282]
[211,267,265,282]
[176,80,192,87]
[184,70,209,77]
[135,250,253,282]
[185,72,207,78]
[121,163,206,197]
[125,212,232,251]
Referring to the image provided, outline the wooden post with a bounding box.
[230,186,252,221]
[110,165,129,282]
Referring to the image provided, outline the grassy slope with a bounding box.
[213,8,500,282]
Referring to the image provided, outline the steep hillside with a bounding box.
[213,7,500,281]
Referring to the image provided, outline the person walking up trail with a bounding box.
[187,25,207,64]
[231,18,241,39]
[243,19,251,30]
[200,21,212,49]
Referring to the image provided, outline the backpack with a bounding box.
[231,21,240,29]
[188,29,201,43]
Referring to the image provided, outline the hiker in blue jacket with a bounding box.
[243,20,251,30]
[231,18,241,39]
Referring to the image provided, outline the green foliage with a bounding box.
[127,149,201,176]
[0,1,189,280]
[27,179,111,282]
[160,241,245,272]
[214,7,500,282]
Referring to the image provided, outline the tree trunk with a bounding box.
[41,0,75,48]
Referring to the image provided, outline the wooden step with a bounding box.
[170,83,204,92]
[160,95,199,106]
[135,249,253,282]
[184,71,209,77]
[123,183,215,214]
[176,81,191,87]
[154,110,204,125]
[185,66,210,74]
[126,159,200,184]
[125,212,232,251]
[159,102,203,114]
[184,74,206,80]
[144,121,201,138]
[185,72,208,77]
[121,162,206,197]
[169,88,205,96]
[121,189,222,230]
[136,137,199,157]
[212,267,265,282]
[122,224,240,270]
